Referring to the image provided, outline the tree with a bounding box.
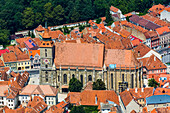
[0,29,10,46]
[53,5,64,25]
[68,78,83,92]
[96,18,102,24]
[70,106,85,113]
[44,2,53,25]
[70,8,80,23]
[148,78,159,88]
[22,7,35,29]
[63,26,70,34]
[105,9,112,23]
[93,79,106,90]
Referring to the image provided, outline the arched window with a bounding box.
[122,74,124,82]
[72,74,75,78]
[45,71,48,82]
[63,74,67,84]
[88,75,92,81]
[111,73,113,89]
[131,74,134,88]
[45,49,47,57]
[80,75,83,84]
[58,76,60,82]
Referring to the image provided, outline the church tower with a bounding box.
[39,22,56,87]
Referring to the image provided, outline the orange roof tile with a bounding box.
[124,13,133,17]
[156,26,170,35]
[40,41,54,47]
[54,43,104,68]
[0,59,4,67]
[35,25,45,32]
[110,6,119,13]
[140,55,167,70]
[3,52,17,62]
[131,39,140,47]
[29,50,40,58]
[20,85,58,96]
[105,49,139,67]
[134,43,151,58]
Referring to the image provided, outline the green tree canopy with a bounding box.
[0,29,10,46]
[69,78,83,92]
[70,106,85,113]
[22,7,35,29]
[93,79,106,90]
[53,5,64,25]
[96,18,102,24]
[148,78,159,88]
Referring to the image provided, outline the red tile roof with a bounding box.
[3,106,25,113]
[0,59,4,67]
[20,85,58,96]
[54,43,104,68]
[35,25,45,32]
[110,6,119,13]
[134,43,151,58]
[156,26,170,35]
[26,96,48,113]
[0,49,9,57]
[105,49,139,67]
[16,37,31,48]
[139,54,167,70]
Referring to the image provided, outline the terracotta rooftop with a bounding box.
[3,106,25,113]
[134,43,151,58]
[0,59,4,67]
[110,6,119,13]
[20,85,58,96]
[105,49,139,67]
[153,88,170,95]
[35,25,45,32]
[149,4,165,15]
[3,52,17,62]
[26,96,48,113]
[16,37,31,48]
[0,49,9,57]
[139,54,167,70]
[45,105,63,113]
[40,41,54,47]
[54,43,104,68]
[120,87,154,107]
[156,26,170,35]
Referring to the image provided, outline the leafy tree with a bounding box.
[44,2,53,24]
[148,78,159,88]
[126,16,130,22]
[22,7,35,29]
[63,26,70,34]
[96,18,102,24]
[53,5,64,25]
[105,9,112,23]
[68,78,83,92]
[70,106,85,113]
[70,9,80,23]
[79,25,85,32]
[93,79,106,90]
[0,29,10,46]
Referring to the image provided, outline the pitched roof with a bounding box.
[3,52,17,62]
[54,43,104,68]
[26,96,48,113]
[35,25,45,32]
[0,49,9,57]
[134,43,151,58]
[33,38,42,47]
[20,85,58,96]
[110,6,119,13]
[3,106,25,113]
[120,90,133,107]
[45,105,63,113]
[29,50,40,58]
[156,26,170,35]
[0,59,4,67]
[80,90,119,106]
[154,88,170,95]
[16,37,31,48]
[104,49,139,67]
[67,92,81,104]
[40,41,54,47]
[139,55,167,70]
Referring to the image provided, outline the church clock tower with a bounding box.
[39,22,56,87]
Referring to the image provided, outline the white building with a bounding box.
[19,85,58,108]
[110,6,126,21]
[160,8,170,22]
[0,85,18,109]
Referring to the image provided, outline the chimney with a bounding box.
[135,88,138,93]
[141,87,144,92]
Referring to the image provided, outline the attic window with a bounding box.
[160,65,161,67]
[43,43,45,45]
[162,90,165,93]
[153,66,155,68]
[47,43,49,45]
